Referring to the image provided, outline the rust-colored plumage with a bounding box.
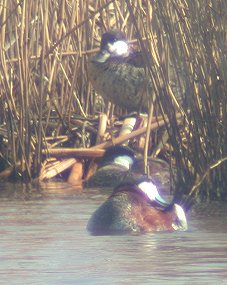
[87,179,187,235]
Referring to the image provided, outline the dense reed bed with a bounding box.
[0,0,226,201]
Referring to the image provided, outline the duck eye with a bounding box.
[109,40,128,56]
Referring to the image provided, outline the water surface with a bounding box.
[0,182,227,285]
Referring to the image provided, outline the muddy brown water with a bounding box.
[0,182,227,285]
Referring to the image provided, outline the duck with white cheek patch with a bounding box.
[84,145,136,188]
[88,30,153,112]
[87,177,188,235]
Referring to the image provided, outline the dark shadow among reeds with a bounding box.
[0,0,226,202]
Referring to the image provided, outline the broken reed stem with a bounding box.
[39,158,77,180]
[43,113,183,157]
[92,113,182,149]
[43,148,105,158]
[144,99,154,176]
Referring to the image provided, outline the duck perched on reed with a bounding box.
[88,30,152,112]
[87,177,188,235]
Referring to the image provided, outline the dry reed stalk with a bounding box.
[67,161,84,186]
[42,148,105,158]
[91,113,183,149]
[39,158,77,181]
[42,114,182,159]
[118,117,137,145]
[119,0,227,201]
[150,0,226,201]
[96,113,108,144]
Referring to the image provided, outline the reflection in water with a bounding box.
[0,182,227,285]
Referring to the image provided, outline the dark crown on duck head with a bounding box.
[112,177,170,209]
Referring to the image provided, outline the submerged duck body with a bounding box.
[84,145,135,188]
[87,179,187,235]
[85,145,172,191]
[88,30,151,112]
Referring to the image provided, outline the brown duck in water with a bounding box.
[88,30,152,112]
[84,146,171,191]
[87,177,188,235]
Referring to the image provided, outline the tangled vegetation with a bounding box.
[0,0,226,202]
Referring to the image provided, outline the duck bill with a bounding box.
[172,204,188,231]
[91,50,111,63]
[154,192,170,207]
[151,192,170,210]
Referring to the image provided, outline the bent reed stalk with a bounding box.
[0,0,226,201]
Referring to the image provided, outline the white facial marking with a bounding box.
[114,156,133,169]
[109,40,129,56]
[138,181,158,201]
